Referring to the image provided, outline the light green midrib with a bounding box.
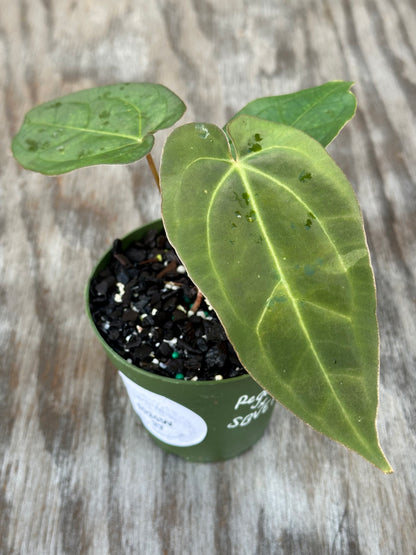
[200,160,329,417]
[289,85,346,127]
[26,119,143,142]
[119,97,144,137]
[27,94,148,141]
[199,155,361,432]
[240,83,349,132]
[36,139,151,166]
[234,163,371,454]
[241,161,348,273]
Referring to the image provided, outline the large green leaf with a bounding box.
[228,81,356,147]
[12,83,186,175]
[161,116,391,472]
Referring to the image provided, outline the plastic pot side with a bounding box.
[85,220,275,462]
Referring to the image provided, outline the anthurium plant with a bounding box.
[12,81,392,473]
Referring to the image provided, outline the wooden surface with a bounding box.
[1,1,415,553]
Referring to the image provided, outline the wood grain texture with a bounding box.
[1,0,415,553]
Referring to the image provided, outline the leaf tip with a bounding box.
[378,455,394,474]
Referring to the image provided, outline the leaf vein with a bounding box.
[241,161,348,273]
[28,120,142,142]
[235,163,368,451]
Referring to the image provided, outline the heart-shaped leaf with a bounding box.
[161,116,391,472]
[228,81,356,146]
[12,83,186,175]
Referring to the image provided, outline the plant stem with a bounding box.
[146,153,161,193]
[191,289,204,313]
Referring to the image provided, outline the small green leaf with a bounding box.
[12,83,186,175]
[161,116,391,472]
[228,81,357,147]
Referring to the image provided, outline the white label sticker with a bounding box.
[119,371,208,447]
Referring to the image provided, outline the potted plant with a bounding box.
[12,82,392,471]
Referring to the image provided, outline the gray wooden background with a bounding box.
[1,1,415,553]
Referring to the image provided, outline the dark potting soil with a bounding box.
[89,227,247,381]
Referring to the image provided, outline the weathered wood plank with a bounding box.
[1,0,415,553]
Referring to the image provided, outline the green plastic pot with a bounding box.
[85,220,275,462]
